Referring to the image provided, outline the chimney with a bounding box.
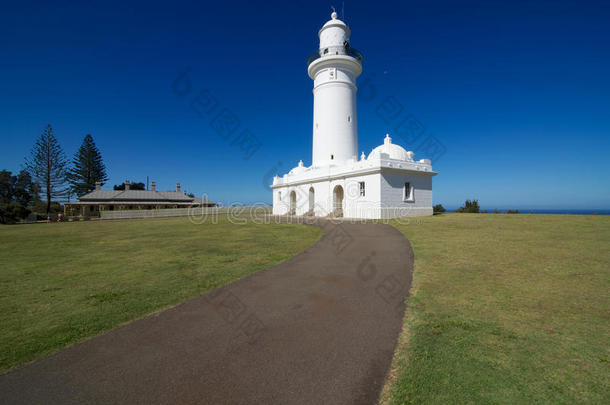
[95,181,101,191]
[151,182,156,192]
[125,180,130,191]
[176,183,181,193]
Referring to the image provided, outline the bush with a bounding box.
[0,170,38,224]
[0,202,30,224]
[30,200,63,219]
[455,199,480,213]
[433,204,446,214]
[113,181,145,191]
[507,209,520,214]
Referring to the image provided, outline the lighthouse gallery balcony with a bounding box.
[307,46,363,66]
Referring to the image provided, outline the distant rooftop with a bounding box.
[79,189,194,202]
[72,181,216,206]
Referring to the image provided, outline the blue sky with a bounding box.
[1,0,609,209]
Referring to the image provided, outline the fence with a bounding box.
[100,206,272,220]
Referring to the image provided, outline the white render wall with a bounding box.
[312,78,358,167]
[271,169,433,219]
[273,173,378,218]
[379,172,433,218]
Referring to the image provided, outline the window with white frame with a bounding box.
[359,181,365,197]
[404,182,413,201]
[278,191,281,201]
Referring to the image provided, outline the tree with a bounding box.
[433,204,446,214]
[113,181,145,191]
[25,125,68,214]
[456,199,480,213]
[0,170,38,223]
[68,134,108,196]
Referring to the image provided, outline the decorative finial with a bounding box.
[331,11,338,20]
[384,133,392,144]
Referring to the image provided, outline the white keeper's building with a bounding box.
[271,12,437,219]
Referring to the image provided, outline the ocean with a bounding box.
[447,208,610,215]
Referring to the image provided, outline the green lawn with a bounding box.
[0,216,322,373]
[387,214,610,404]
[2,213,608,402]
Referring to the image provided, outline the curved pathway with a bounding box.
[0,219,413,405]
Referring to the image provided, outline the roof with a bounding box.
[66,201,197,206]
[319,11,351,36]
[368,134,412,162]
[193,197,216,205]
[79,189,194,203]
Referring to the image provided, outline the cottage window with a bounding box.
[359,182,365,197]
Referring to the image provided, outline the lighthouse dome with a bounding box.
[289,160,307,175]
[318,11,351,50]
[321,12,348,31]
[368,134,413,161]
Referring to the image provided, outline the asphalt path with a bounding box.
[0,219,414,405]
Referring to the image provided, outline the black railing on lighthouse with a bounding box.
[307,46,364,66]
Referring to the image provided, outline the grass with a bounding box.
[0,216,322,374]
[2,212,608,402]
[387,213,610,404]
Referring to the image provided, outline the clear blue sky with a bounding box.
[1,0,609,209]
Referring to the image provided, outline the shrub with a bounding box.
[433,204,446,214]
[113,181,145,191]
[507,209,520,214]
[0,170,38,224]
[456,199,480,213]
[30,200,63,219]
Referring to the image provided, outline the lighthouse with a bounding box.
[308,11,362,167]
[271,11,438,219]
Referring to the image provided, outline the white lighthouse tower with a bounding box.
[271,11,438,219]
[309,11,362,167]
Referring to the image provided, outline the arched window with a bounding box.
[404,182,413,201]
[308,187,315,214]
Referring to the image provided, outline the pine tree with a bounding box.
[68,134,108,196]
[25,124,69,214]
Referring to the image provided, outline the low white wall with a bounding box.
[100,206,271,220]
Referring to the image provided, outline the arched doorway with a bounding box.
[289,191,296,215]
[308,187,315,215]
[333,185,344,217]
